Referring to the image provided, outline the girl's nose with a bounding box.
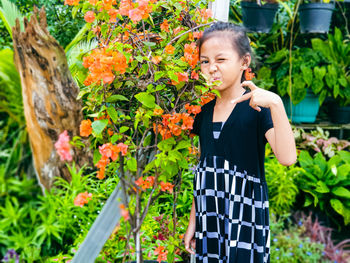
[209,63,218,73]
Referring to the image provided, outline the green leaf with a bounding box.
[120,126,129,133]
[92,119,108,135]
[266,48,288,63]
[107,106,118,123]
[315,181,330,193]
[330,198,344,217]
[157,137,176,151]
[106,95,129,102]
[134,92,156,108]
[332,187,350,199]
[175,140,191,150]
[111,134,121,143]
[301,65,313,87]
[314,153,327,174]
[143,133,152,147]
[127,158,137,172]
[298,151,314,168]
[154,71,165,81]
[313,66,326,80]
[143,41,156,47]
[325,65,337,87]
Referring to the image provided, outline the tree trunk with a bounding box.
[12,6,92,191]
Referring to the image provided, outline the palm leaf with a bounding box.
[0,0,24,38]
[0,48,23,125]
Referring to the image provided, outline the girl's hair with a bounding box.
[198,22,252,59]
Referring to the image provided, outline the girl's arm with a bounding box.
[264,98,297,166]
[231,81,297,166]
[184,197,196,254]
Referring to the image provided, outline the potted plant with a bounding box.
[240,0,280,33]
[257,47,326,123]
[298,0,335,33]
[311,28,350,123]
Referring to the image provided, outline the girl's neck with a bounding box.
[216,85,246,105]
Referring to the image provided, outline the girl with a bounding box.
[184,22,296,262]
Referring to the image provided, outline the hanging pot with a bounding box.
[298,3,335,33]
[283,90,320,124]
[240,2,279,33]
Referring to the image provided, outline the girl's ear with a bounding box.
[241,54,251,70]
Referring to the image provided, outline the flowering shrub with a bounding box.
[63,0,215,261]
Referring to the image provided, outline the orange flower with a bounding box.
[160,181,174,193]
[173,26,183,36]
[188,32,194,41]
[153,108,164,115]
[154,245,168,263]
[172,72,188,85]
[185,104,201,115]
[101,0,117,10]
[97,167,106,180]
[108,8,118,22]
[181,114,194,130]
[80,119,92,137]
[165,45,175,54]
[96,155,110,169]
[120,204,130,221]
[244,68,255,81]
[193,31,203,39]
[74,192,92,207]
[179,234,184,239]
[89,0,98,5]
[183,42,199,69]
[64,0,79,5]
[83,48,128,86]
[84,11,96,23]
[200,92,215,105]
[160,19,170,32]
[118,0,133,16]
[151,56,162,64]
[107,128,114,136]
[191,70,199,80]
[169,123,182,136]
[200,8,213,21]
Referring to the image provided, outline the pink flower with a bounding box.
[129,8,143,22]
[74,192,92,207]
[117,142,128,156]
[55,130,73,161]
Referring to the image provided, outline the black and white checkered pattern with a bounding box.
[193,156,270,263]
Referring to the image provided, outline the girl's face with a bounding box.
[200,36,250,93]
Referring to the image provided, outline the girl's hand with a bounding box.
[231,81,282,111]
[184,223,196,255]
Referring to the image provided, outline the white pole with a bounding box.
[208,0,230,22]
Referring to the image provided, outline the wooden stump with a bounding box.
[12,6,92,191]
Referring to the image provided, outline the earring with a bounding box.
[244,68,255,81]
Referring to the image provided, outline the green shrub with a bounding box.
[297,150,350,226]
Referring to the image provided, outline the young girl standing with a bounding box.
[184,22,297,262]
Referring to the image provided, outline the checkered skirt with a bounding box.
[193,156,270,263]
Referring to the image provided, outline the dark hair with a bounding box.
[198,22,252,59]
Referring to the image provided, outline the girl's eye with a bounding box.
[200,60,209,64]
[217,58,225,62]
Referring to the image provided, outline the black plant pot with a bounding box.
[330,104,350,124]
[298,3,335,33]
[240,2,279,33]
